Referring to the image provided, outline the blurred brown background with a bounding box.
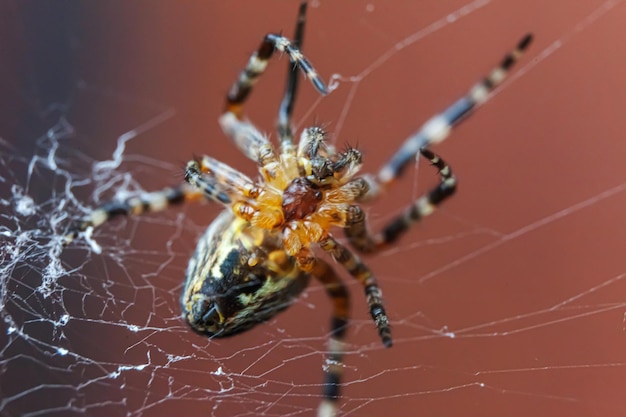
[3,1,626,416]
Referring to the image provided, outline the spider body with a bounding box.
[183,211,309,336]
[67,2,532,415]
[182,124,372,337]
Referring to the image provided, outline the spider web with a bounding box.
[2,1,626,416]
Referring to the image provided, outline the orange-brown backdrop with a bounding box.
[4,1,626,416]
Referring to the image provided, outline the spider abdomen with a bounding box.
[181,210,309,336]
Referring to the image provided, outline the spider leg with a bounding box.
[185,155,258,200]
[345,34,532,253]
[310,258,350,415]
[224,30,327,119]
[376,33,532,187]
[346,149,455,252]
[319,234,392,347]
[277,0,307,147]
[185,156,287,229]
[64,183,204,244]
[220,4,327,164]
[66,155,256,244]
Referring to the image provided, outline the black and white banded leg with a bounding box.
[346,149,455,252]
[319,234,392,347]
[311,258,350,417]
[346,34,533,253]
[224,31,327,118]
[64,183,203,244]
[277,0,308,147]
[220,3,327,164]
[376,33,532,186]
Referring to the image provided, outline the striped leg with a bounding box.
[310,258,350,416]
[64,183,204,244]
[224,31,327,119]
[376,33,532,187]
[345,34,533,253]
[184,156,256,203]
[66,154,257,244]
[277,0,307,147]
[220,4,328,163]
[276,2,309,180]
[319,234,392,348]
[219,113,275,164]
[184,156,287,229]
[346,149,455,252]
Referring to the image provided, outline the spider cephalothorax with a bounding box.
[186,125,369,271]
[67,1,532,415]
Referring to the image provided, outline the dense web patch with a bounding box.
[2,1,626,416]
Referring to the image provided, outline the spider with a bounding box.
[66,2,532,416]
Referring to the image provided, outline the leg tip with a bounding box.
[380,329,392,348]
[313,77,329,96]
[518,33,533,51]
